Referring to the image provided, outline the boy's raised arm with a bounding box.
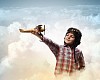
[31,32,59,58]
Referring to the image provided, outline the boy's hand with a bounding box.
[31,31,43,40]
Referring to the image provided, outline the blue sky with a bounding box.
[0,0,100,7]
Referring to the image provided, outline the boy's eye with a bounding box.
[66,34,75,38]
[66,34,69,36]
[71,36,75,38]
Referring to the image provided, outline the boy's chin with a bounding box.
[64,43,73,46]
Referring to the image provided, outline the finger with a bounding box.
[31,31,35,34]
[31,32,38,36]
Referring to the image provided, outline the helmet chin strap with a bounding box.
[73,48,77,63]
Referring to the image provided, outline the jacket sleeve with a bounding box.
[78,51,85,70]
[42,36,59,58]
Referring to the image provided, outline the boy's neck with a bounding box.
[64,45,75,50]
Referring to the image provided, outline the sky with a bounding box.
[0,0,100,80]
[0,0,100,7]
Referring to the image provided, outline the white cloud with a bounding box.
[0,6,100,80]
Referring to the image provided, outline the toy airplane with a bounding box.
[19,25,45,35]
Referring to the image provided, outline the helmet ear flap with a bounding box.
[64,37,66,45]
[73,38,81,47]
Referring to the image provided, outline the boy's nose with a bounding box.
[67,36,70,39]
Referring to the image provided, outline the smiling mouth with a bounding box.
[66,39,70,41]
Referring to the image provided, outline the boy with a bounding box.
[20,27,85,79]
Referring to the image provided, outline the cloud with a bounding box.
[0,23,54,80]
[0,6,100,80]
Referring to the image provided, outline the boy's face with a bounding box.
[64,32,75,45]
